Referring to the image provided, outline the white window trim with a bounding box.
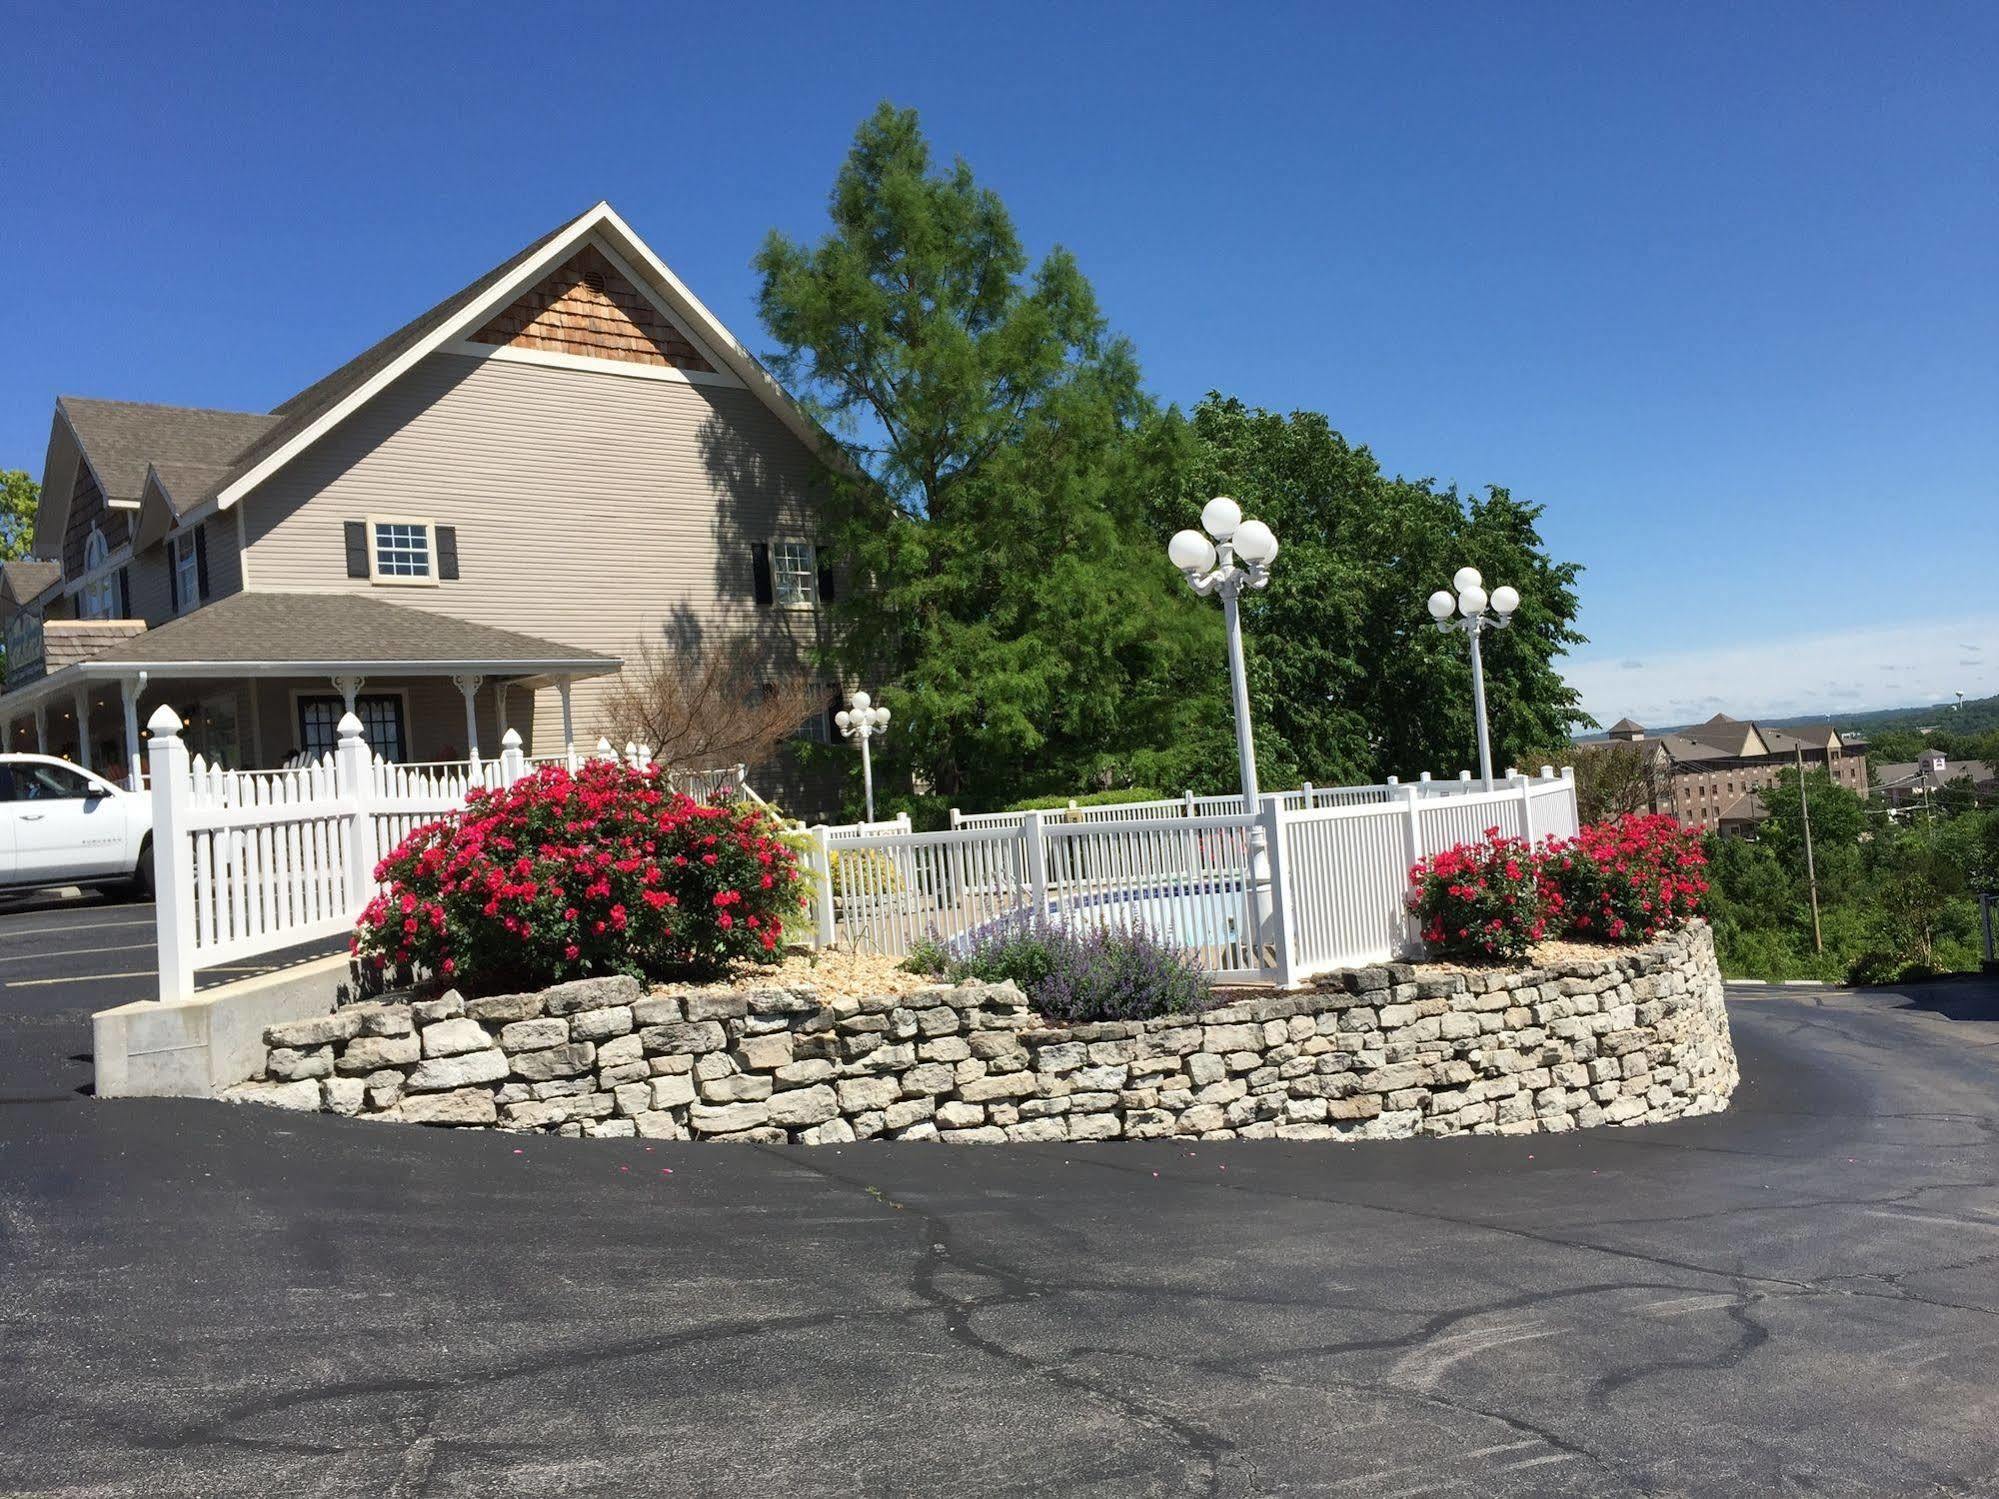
[772,538,816,611]
[365,516,438,587]
[170,533,201,615]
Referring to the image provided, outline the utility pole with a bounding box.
[1796,743,1823,953]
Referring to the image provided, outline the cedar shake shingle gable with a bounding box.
[472,245,716,371]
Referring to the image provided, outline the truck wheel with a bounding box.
[126,837,156,901]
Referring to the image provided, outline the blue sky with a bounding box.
[5,1,1994,727]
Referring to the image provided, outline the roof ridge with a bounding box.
[60,394,272,419]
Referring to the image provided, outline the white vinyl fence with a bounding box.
[816,768,1581,987]
[145,688,1579,1001]
[145,706,755,1002]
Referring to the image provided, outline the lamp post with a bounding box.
[1427,567,1518,791]
[835,689,890,823]
[1171,496,1279,935]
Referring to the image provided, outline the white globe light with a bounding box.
[1233,518,1278,565]
[1458,585,1489,617]
[876,705,891,724]
[1427,589,1456,621]
[1453,566,1483,594]
[850,690,871,712]
[1490,585,1520,616]
[1168,528,1217,573]
[1201,495,1242,541]
[835,710,852,730]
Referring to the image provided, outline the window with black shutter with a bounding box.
[344,521,370,578]
[118,567,131,618]
[751,542,775,606]
[817,547,836,603]
[194,525,211,601]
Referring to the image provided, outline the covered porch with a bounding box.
[0,593,619,781]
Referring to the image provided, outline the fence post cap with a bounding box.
[336,711,365,740]
[145,704,183,734]
[501,727,523,749]
[1386,774,1399,785]
[1418,771,1432,781]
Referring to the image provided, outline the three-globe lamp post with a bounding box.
[835,690,890,823]
[1170,496,1280,938]
[1426,567,1519,791]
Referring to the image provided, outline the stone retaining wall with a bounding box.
[223,924,1735,1142]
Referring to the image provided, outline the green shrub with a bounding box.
[1003,788,1167,813]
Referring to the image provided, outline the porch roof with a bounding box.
[0,592,619,714]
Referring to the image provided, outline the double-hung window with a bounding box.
[772,540,815,607]
[171,534,200,614]
[372,521,433,581]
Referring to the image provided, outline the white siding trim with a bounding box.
[440,339,745,389]
[213,203,839,514]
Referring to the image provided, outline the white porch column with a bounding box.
[72,687,92,771]
[558,678,576,770]
[452,673,484,767]
[33,702,48,754]
[331,673,366,716]
[120,674,147,791]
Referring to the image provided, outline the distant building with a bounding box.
[1872,749,1996,815]
[1599,713,1867,834]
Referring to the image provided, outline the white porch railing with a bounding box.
[145,709,761,1002]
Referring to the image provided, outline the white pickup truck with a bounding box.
[0,755,154,899]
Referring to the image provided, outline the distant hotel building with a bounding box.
[1603,713,1867,834]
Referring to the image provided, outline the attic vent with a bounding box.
[581,270,606,294]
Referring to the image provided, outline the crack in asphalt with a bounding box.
[756,1143,1247,1496]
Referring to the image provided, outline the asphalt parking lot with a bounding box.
[0,890,345,1098]
[2,957,1997,1495]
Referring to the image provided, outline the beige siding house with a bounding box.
[0,203,847,814]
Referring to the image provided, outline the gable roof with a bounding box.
[1680,715,1768,757]
[207,200,829,514]
[1,560,61,606]
[58,398,279,506]
[35,201,835,545]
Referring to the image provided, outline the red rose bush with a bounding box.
[1406,827,1549,961]
[353,759,806,993]
[1542,812,1707,944]
[1408,813,1707,961]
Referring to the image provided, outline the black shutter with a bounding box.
[118,567,131,618]
[344,521,370,578]
[435,525,460,581]
[826,692,842,742]
[167,544,179,612]
[194,525,211,600]
[817,547,835,603]
[751,542,774,606]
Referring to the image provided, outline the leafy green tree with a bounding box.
[1148,396,1588,785]
[1539,741,1659,824]
[755,104,1225,808]
[0,470,36,562]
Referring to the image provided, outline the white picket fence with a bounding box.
[143,688,1579,1000]
[144,705,755,1002]
[812,769,1581,987]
